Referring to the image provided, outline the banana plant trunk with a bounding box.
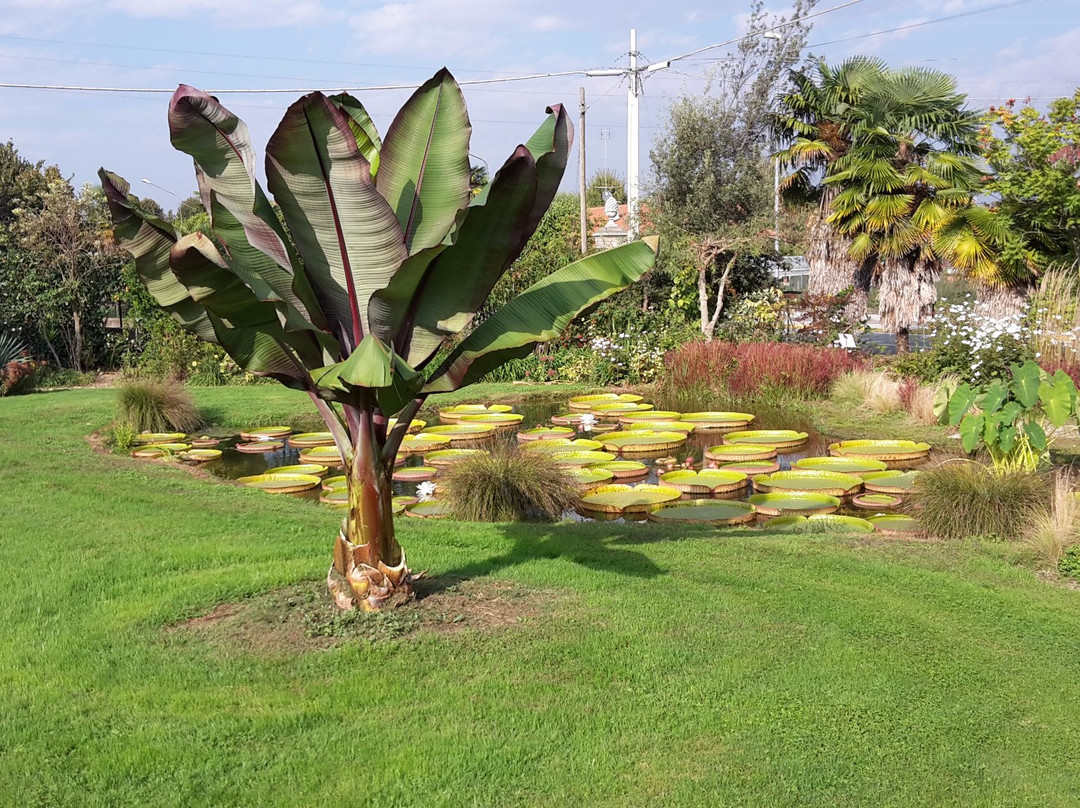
[328,405,411,612]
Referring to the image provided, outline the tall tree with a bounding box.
[102,73,656,611]
[649,0,817,339]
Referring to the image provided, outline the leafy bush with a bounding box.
[1060,544,1080,581]
[0,332,41,396]
[715,288,787,343]
[116,378,203,433]
[440,444,578,522]
[657,340,862,410]
[787,289,868,346]
[914,461,1049,541]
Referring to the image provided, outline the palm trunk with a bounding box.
[878,255,939,354]
[807,191,863,297]
[327,403,411,611]
[975,281,1032,318]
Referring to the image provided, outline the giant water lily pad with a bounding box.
[267,463,328,478]
[457,412,524,430]
[568,393,644,411]
[705,444,778,462]
[793,456,888,476]
[425,448,489,467]
[752,470,863,496]
[647,499,757,525]
[523,437,604,453]
[178,448,222,463]
[852,493,903,510]
[517,426,576,442]
[387,417,426,434]
[628,420,695,434]
[566,466,616,489]
[405,499,451,519]
[718,459,781,475]
[765,514,874,533]
[579,483,681,514]
[724,430,808,450]
[423,423,498,443]
[288,432,336,448]
[131,442,190,458]
[438,404,512,423]
[659,468,748,495]
[860,470,921,493]
[619,410,683,424]
[867,514,922,535]
[392,495,418,514]
[237,473,320,494]
[236,440,284,453]
[600,430,688,453]
[680,411,755,430]
[322,475,347,491]
[133,432,186,445]
[829,440,930,462]
[319,488,349,507]
[189,436,223,448]
[551,450,618,467]
[393,465,437,482]
[593,460,649,480]
[239,426,292,440]
[747,491,841,516]
[399,433,453,454]
[298,445,344,466]
[590,403,656,420]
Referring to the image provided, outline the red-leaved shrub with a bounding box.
[657,340,862,408]
[0,358,40,396]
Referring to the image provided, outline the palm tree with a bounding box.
[773,57,887,309]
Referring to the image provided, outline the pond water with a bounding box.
[170,395,902,525]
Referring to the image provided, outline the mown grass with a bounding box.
[2,385,1080,806]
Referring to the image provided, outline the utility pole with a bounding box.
[579,86,588,255]
[627,29,640,240]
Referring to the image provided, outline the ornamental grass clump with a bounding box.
[830,370,901,414]
[116,378,203,433]
[441,444,578,522]
[1023,470,1080,569]
[914,461,1049,541]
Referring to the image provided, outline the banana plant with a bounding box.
[99,70,658,611]
[946,360,1077,472]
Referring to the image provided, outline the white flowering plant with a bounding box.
[923,294,1033,384]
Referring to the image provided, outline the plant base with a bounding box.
[328,530,413,612]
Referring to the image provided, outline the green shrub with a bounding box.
[1059,544,1080,581]
[440,444,578,522]
[914,461,1049,541]
[116,378,203,433]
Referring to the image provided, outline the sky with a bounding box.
[0,0,1075,212]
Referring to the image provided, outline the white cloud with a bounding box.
[106,0,339,27]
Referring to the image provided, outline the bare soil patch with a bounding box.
[167,576,558,657]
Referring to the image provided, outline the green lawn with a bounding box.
[2,386,1079,806]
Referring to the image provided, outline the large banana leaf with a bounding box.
[423,237,659,393]
[328,93,382,176]
[266,92,408,346]
[168,86,327,331]
[312,334,422,415]
[376,69,471,256]
[98,171,217,344]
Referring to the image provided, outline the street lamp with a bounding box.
[763,31,783,256]
[140,178,184,230]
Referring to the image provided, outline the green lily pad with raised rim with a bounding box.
[387,417,426,434]
[322,475,347,491]
[828,440,930,462]
[239,426,292,441]
[523,438,604,453]
[438,404,513,423]
[237,473,321,494]
[705,444,778,462]
[647,499,757,525]
[579,483,681,514]
[590,402,656,419]
[320,488,349,506]
[236,440,284,454]
[517,426,576,442]
[405,499,451,519]
[133,432,187,445]
[679,411,755,430]
[423,423,498,443]
[297,445,344,466]
[392,465,437,482]
[724,430,809,449]
[867,514,922,535]
[457,413,524,430]
[600,430,688,453]
[178,448,222,463]
[718,459,781,475]
[752,469,863,496]
[567,393,644,411]
[425,448,490,467]
[551,450,618,467]
[190,436,223,448]
[860,470,921,493]
[398,433,453,454]
[593,460,649,480]
[566,466,616,488]
[131,442,191,458]
[392,495,418,514]
[747,491,841,516]
[763,514,809,530]
[793,456,889,476]
[852,492,903,510]
[287,432,336,448]
[628,420,695,434]
[619,410,683,424]
[267,463,328,478]
[765,514,874,533]
[659,468,748,495]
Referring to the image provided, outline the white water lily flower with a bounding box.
[416,481,437,502]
